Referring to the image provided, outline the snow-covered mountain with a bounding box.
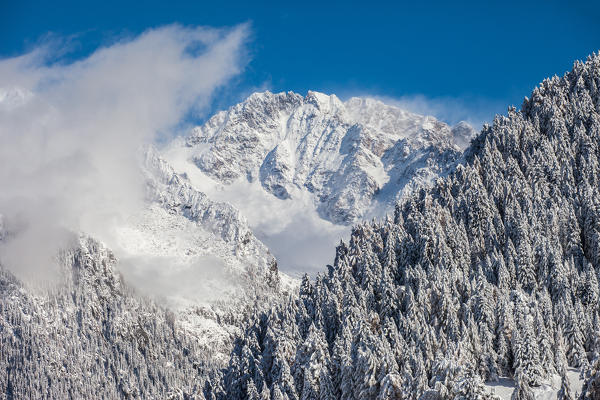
[4,47,600,399]
[219,55,600,399]
[109,92,473,354]
[161,91,474,275]
[109,148,296,364]
[179,90,473,225]
[0,235,218,398]
[0,145,291,372]
[1,90,470,382]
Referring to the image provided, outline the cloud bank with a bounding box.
[0,24,249,282]
[162,144,349,277]
[375,94,504,131]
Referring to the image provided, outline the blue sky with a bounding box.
[2,0,599,126]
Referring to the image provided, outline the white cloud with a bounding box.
[162,143,349,277]
[208,179,349,277]
[0,24,250,283]
[374,93,503,131]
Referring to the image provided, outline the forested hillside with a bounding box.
[218,53,600,399]
[0,237,215,399]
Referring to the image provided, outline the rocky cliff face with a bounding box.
[109,148,291,365]
[185,91,474,224]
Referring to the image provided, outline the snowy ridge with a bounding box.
[110,148,292,362]
[142,146,265,253]
[0,146,292,385]
[184,90,474,224]
[8,49,600,399]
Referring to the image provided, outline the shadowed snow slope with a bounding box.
[108,148,294,362]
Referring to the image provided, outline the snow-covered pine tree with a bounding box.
[218,53,600,399]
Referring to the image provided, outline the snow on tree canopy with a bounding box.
[216,53,600,399]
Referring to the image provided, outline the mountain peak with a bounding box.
[451,120,477,149]
[304,90,343,112]
[219,51,600,400]
[182,90,464,224]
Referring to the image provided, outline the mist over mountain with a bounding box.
[1,21,599,400]
[217,54,600,399]
[0,81,473,397]
[162,90,473,275]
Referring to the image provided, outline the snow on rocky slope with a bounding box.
[106,148,294,364]
[98,92,475,358]
[162,90,475,274]
[181,91,474,224]
[0,147,292,375]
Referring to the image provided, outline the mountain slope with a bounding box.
[5,51,599,400]
[218,54,600,399]
[178,91,472,225]
[163,91,474,275]
[111,148,290,363]
[0,148,293,398]
[0,236,212,399]
[1,90,471,394]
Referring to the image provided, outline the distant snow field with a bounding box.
[484,369,584,399]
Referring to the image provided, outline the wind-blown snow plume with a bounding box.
[0,24,250,282]
[371,93,503,131]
